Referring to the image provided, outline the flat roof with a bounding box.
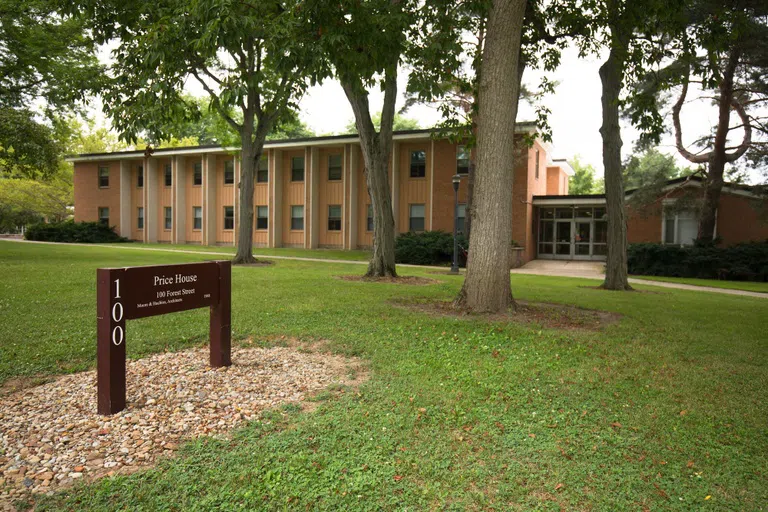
[67,122,539,162]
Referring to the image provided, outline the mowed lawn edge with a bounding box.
[1,242,766,510]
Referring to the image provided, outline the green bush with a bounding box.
[395,230,468,266]
[25,221,129,243]
[627,241,768,282]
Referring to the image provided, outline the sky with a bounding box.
[98,42,759,181]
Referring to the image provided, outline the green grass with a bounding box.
[631,274,768,293]
[100,241,372,262]
[1,241,766,510]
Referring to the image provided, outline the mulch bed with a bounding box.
[336,275,439,286]
[391,298,621,331]
[0,346,362,507]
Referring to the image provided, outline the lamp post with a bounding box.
[450,174,461,274]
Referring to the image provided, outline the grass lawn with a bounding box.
[631,274,768,293]
[1,241,766,510]
[100,241,372,262]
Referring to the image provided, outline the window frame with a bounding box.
[164,207,172,230]
[661,203,706,246]
[223,206,234,230]
[535,149,540,180]
[457,203,467,234]
[164,164,172,187]
[193,162,203,186]
[327,204,342,231]
[328,154,343,181]
[291,156,305,182]
[290,205,304,231]
[137,207,144,229]
[409,203,426,232]
[193,206,202,230]
[256,206,268,230]
[137,166,144,188]
[224,160,235,185]
[98,167,109,188]
[98,207,109,226]
[456,146,470,175]
[256,157,269,183]
[366,204,374,232]
[409,150,426,178]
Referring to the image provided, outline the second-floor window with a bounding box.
[328,154,342,181]
[410,150,426,178]
[224,160,235,184]
[164,164,172,186]
[137,166,143,188]
[193,162,202,185]
[457,146,470,175]
[257,157,268,183]
[98,167,109,188]
[292,156,305,182]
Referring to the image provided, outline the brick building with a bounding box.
[69,127,767,265]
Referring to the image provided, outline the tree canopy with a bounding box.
[569,156,603,194]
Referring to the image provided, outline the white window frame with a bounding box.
[661,200,716,246]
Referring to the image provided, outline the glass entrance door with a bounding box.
[574,221,591,259]
[554,220,572,259]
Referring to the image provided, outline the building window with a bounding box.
[98,167,109,188]
[663,207,699,246]
[291,205,304,230]
[257,157,268,183]
[410,150,426,178]
[457,204,466,233]
[194,162,202,186]
[328,205,342,231]
[291,156,305,182]
[137,166,143,188]
[137,207,144,229]
[224,160,235,185]
[328,154,342,181]
[535,149,540,180]
[164,207,172,230]
[164,164,172,186]
[223,206,234,230]
[457,146,470,175]
[193,207,202,230]
[409,204,425,232]
[366,204,374,232]
[256,206,268,230]
[98,207,109,226]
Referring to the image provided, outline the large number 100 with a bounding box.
[112,279,124,346]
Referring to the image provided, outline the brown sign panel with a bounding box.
[96,261,231,415]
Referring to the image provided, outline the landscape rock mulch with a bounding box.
[0,345,361,509]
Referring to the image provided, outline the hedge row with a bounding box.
[627,242,768,282]
[395,230,468,266]
[25,221,129,243]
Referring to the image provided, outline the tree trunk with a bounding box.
[454,0,527,313]
[698,49,739,243]
[598,33,632,291]
[342,70,398,277]
[233,120,270,265]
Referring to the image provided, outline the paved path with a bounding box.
[2,239,766,299]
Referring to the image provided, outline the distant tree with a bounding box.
[623,149,686,190]
[569,156,602,194]
[72,0,323,264]
[343,112,421,135]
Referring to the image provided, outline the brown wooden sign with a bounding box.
[96,261,231,415]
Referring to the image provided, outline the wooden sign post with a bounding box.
[96,261,231,415]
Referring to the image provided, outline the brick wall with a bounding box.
[73,161,122,232]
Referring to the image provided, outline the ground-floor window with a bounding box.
[193,207,202,230]
[256,206,268,230]
[98,207,109,226]
[137,207,144,229]
[328,205,341,231]
[663,207,699,246]
[366,204,373,232]
[164,207,172,230]
[223,206,234,230]
[409,204,425,232]
[291,205,304,230]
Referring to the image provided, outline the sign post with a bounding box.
[96,261,231,415]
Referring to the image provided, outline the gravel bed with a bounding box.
[0,346,359,508]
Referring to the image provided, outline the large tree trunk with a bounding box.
[342,69,398,277]
[454,0,527,313]
[233,120,270,265]
[598,33,632,291]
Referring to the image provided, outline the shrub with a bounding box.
[627,241,768,282]
[395,230,468,266]
[25,221,129,243]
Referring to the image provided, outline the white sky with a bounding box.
[96,42,760,181]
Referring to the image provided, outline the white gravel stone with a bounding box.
[0,345,360,510]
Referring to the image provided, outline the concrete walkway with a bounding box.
[3,239,766,299]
